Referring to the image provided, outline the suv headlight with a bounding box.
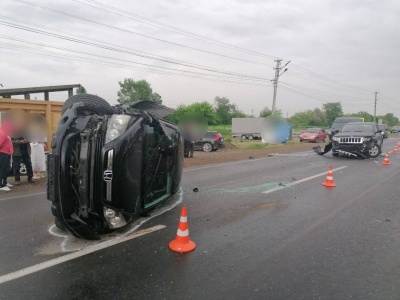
[332,136,339,142]
[105,115,131,143]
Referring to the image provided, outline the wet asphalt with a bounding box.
[1,139,400,299]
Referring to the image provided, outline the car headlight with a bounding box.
[363,137,371,142]
[332,136,339,141]
[105,115,131,143]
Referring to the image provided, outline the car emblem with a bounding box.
[103,170,113,181]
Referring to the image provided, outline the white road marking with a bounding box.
[47,187,183,253]
[0,192,46,202]
[0,225,165,285]
[262,166,348,194]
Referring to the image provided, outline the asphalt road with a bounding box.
[1,139,400,299]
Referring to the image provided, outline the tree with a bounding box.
[323,102,343,125]
[259,107,282,118]
[344,111,374,122]
[166,102,217,125]
[76,85,87,94]
[151,92,162,105]
[214,96,235,125]
[288,108,327,128]
[117,79,153,104]
[379,113,399,126]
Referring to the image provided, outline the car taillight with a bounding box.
[214,133,220,141]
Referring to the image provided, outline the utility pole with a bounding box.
[374,92,378,123]
[271,60,290,115]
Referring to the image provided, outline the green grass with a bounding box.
[208,124,232,137]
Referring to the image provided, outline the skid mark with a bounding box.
[211,182,289,194]
[37,188,183,254]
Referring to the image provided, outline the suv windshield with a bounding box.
[342,124,374,133]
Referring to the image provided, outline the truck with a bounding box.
[231,118,264,140]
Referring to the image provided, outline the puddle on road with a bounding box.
[36,188,183,255]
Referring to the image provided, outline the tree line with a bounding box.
[77,79,399,127]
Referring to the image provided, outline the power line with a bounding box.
[71,0,280,60]
[10,0,274,67]
[0,36,269,83]
[290,63,374,93]
[0,43,273,87]
[0,18,269,81]
[280,81,372,102]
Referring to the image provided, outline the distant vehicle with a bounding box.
[232,118,263,140]
[390,126,400,133]
[329,117,363,135]
[194,131,225,152]
[299,128,327,143]
[331,122,383,158]
[377,124,388,138]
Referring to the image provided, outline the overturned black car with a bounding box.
[47,94,183,240]
[331,122,383,158]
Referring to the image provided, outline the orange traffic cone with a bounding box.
[322,165,336,187]
[394,145,399,154]
[169,206,196,253]
[383,152,391,165]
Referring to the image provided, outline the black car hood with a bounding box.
[131,101,174,120]
[335,131,373,137]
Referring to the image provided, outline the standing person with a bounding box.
[0,120,14,192]
[30,142,46,179]
[12,136,35,185]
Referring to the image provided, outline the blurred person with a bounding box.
[30,142,46,179]
[0,120,14,192]
[12,136,35,185]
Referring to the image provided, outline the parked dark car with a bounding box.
[390,126,400,133]
[194,131,225,152]
[48,94,183,240]
[331,122,383,158]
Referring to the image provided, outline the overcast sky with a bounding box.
[1,0,399,117]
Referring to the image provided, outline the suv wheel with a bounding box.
[248,135,254,140]
[241,135,247,140]
[202,142,212,152]
[368,143,381,158]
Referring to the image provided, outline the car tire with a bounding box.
[368,143,381,158]
[241,135,247,140]
[248,135,254,140]
[202,142,212,152]
[62,94,113,115]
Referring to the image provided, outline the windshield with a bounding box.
[342,124,374,133]
[330,122,347,130]
[305,128,319,133]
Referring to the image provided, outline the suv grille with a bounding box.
[339,137,363,144]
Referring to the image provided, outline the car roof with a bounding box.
[345,122,375,125]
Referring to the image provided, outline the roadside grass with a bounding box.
[208,124,232,137]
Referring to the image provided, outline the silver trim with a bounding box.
[339,137,363,144]
[104,149,114,201]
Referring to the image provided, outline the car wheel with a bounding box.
[202,142,212,152]
[248,135,254,140]
[241,135,247,140]
[62,94,113,115]
[368,143,381,158]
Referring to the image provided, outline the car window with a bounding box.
[342,124,373,133]
[306,128,319,133]
[205,132,214,138]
